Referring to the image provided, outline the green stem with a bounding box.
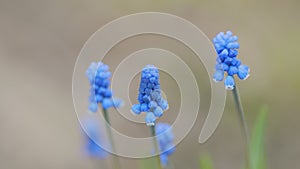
[232,86,250,144]
[232,85,252,169]
[150,125,163,169]
[102,108,121,169]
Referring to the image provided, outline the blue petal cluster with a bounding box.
[155,123,176,167]
[131,65,168,126]
[83,118,108,158]
[86,62,123,112]
[213,31,250,90]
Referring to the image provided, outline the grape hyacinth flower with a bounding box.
[213,31,250,143]
[86,62,123,112]
[86,62,122,169]
[213,31,250,90]
[131,65,168,126]
[82,118,108,158]
[155,123,176,167]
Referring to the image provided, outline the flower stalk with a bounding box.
[232,86,251,169]
[150,125,163,169]
[103,107,121,169]
[232,85,250,144]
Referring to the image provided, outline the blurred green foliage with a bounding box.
[248,106,268,169]
[199,106,268,169]
[139,157,161,169]
[199,154,214,169]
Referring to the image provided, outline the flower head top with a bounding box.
[155,123,176,167]
[131,65,168,126]
[86,62,122,112]
[213,31,250,90]
[82,118,109,158]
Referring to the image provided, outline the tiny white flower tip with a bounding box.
[146,122,155,126]
[225,85,234,90]
[241,74,250,80]
[213,78,221,83]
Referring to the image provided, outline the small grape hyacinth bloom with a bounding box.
[131,65,168,126]
[155,123,176,167]
[82,118,109,158]
[86,62,123,112]
[212,31,250,90]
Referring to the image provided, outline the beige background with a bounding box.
[0,0,299,169]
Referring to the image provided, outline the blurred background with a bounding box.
[0,0,299,169]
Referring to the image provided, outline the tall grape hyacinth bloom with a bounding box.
[213,31,250,143]
[131,65,168,126]
[86,61,122,169]
[213,31,250,90]
[131,65,169,169]
[86,62,122,112]
[155,123,176,167]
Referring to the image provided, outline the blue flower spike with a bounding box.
[86,62,123,112]
[213,31,250,90]
[131,65,168,126]
[82,118,108,159]
[155,123,176,167]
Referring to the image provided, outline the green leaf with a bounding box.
[199,154,214,169]
[248,106,268,169]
